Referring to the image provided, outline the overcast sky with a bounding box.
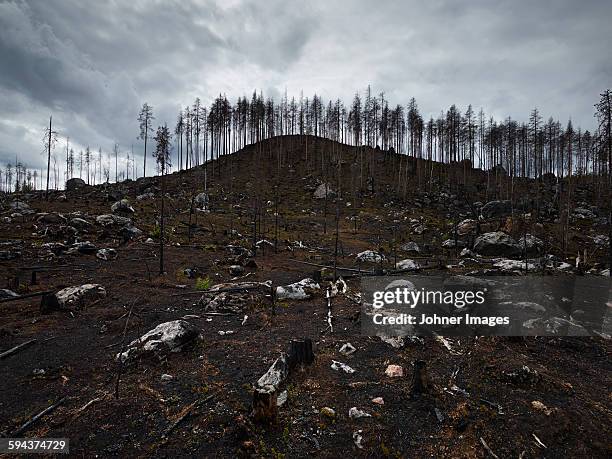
[1,0,610,175]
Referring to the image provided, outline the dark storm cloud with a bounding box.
[0,0,610,172]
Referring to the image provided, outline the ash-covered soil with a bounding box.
[1,136,610,458]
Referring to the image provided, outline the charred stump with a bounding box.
[288,339,314,369]
[252,388,278,424]
[40,293,60,314]
[410,360,429,397]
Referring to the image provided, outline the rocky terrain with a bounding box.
[0,135,610,458]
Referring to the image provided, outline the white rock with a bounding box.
[116,320,200,363]
[385,364,403,377]
[331,360,355,374]
[371,397,384,405]
[276,278,320,300]
[395,259,420,271]
[257,353,289,393]
[313,183,335,199]
[493,259,536,273]
[356,250,386,263]
[96,248,117,260]
[339,342,356,356]
[96,214,132,226]
[55,284,106,309]
[348,407,371,419]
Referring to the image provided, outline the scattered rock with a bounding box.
[517,234,544,255]
[66,177,87,191]
[348,407,371,419]
[356,250,386,263]
[96,214,132,226]
[10,201,30,212]
[256,353,289,393]
[70,217,92,230]
[194,192,209,209]
[116,320,201,363]
[161,373,174,382]
[331,360,355,374]
[522,317,588,335]
[457,218,478,235]
[96,248,117,260]
[385,364,404,377]
[276,278,320,300]
[493,258,537,273]
[442,239,466,249]
[531,400,552,415]
[69,241,97,255]
[371,397,384,405]
[395,259,420,271]
[400,241,420,253]
[473,231,521,257]
[56,284,106,309]
[37,213,66,224]
[572,207,596,220]
[229,265,245,276]
[481,200,512,219]
[339,342,356,356]
[111,199,134,214]
[320,407,336,418]
[313,183,335,199]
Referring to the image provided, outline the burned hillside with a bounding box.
[0,135,611,458]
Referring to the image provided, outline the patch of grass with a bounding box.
[195,276,212,291]
[150,224,161,239]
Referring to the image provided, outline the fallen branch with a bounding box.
[0,291,53,304]
[162,394,214,439]
[12,396,67,436]
[480,437,500,459]
[0,339,37,359]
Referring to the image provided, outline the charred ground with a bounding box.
[0,135,610,458]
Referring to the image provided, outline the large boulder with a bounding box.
[313,183,336,199]
[473,231,521,257]
[66,178,86,191]
[194,192,209,209]
[96,214,132,226]
[356,250,386,263]
[111,199,134,214]
[395,259,420,271]
[276,278,320,300]
[10,201,30,212]
[457,219,478,235]
[116,320,201,363]
[517,234,544,256]
[55,284,106,309]
[481,200,512,219]
[36,213,67,224]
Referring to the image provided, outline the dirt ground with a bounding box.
[1,136,611,458]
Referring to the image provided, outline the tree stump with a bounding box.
[288,339,314,369]
[410,360,429,396]
[252,388,278,423]
[40,293,60,314]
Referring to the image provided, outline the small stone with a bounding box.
[320,406,336,418]
[371,397,384,405]
[385,364,404,377]
[161,374,174,382]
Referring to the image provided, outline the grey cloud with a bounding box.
[0,0,610,174]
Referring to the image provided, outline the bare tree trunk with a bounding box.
[46,116,52,199]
